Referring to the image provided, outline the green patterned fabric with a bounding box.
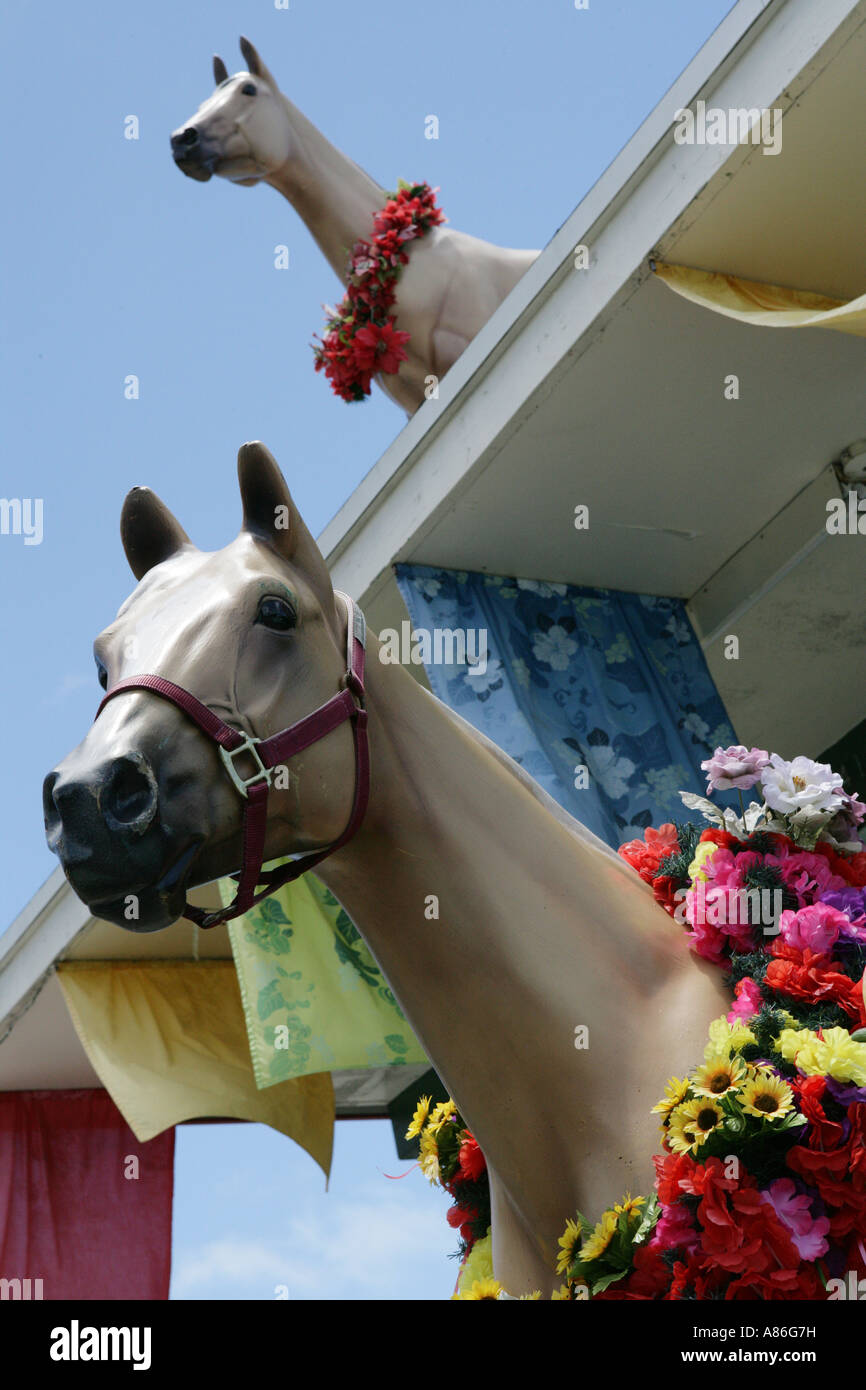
[220,873,428,1090]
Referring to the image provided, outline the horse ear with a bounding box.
[237,442,300,556]
[213,54,229,85]
[237,442,333,605]
[121,487,193,581]
[239,35,278,89]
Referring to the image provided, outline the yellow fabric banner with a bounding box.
[56,959,334,1176]
[223,873,428,1090]
[654,263,866,337]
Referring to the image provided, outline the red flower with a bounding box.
[352,319,410,375]
[787,1106,866,1237]
[457,1131,487,1182]
[792,1074,846,1150]
[652,874,681,915]
[618,823,679,884]
[765,942,865,1023]
[698,827,740,851]
[654,1150,698,1205]
[446,1202,477,1229]
[811,839,865,885]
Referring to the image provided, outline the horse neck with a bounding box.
[315,638,681,1099]
[266,93,386,281]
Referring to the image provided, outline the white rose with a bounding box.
[760,753,846,816]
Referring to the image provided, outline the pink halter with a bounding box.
[94,593,369,929]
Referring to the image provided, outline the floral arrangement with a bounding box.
[312,182,445,402]
[409,746,866,1300]
[404,1096,495,1297]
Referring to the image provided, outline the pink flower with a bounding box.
[684,882,755,959]
[776,851,848,905]
[701,745,770,793]
[648,1201,700,1254]
[778,902,849,954]
[728,976,763,1023]
[761,1179,829,1261]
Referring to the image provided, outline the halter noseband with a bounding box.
[94,592,368,930]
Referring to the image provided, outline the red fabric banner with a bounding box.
[0,1088,174,1300]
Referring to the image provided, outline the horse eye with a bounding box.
[241,82,257,96]
[256,597,296,632]
[95,658,108,690]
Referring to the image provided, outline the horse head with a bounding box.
[43,443,360,933]
[170,37,292,186]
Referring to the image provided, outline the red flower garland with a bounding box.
[313,182,445,402]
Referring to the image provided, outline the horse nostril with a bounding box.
[102,757,158,833]
[181,127,199,147]
[43,770,61,837]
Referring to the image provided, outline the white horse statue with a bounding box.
[170,38,539,413]
[43,442,730,1297]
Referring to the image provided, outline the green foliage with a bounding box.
[657,822,701,884]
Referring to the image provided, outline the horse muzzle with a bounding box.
[42,752,202,932]
[170,126,215,181]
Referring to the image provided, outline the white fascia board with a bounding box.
[321,0,864,603]
[0,869,90,1042]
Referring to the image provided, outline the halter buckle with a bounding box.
[342,668,366,710]
[219,735,273,800]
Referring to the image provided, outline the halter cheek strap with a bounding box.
[94,592,369,930]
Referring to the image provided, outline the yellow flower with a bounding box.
[704,1016,756,1058]
[519,1290,542,1300]
[688,840,718,884]
[418,1127,440,1183]
[405,1094,432,1141]
[453,1231,493,1298]
[459,1277,503,1300]
[692,1051,748,1098]
[777,1026,866,1087]
[651,1076,691,1124]
[579,1209,617,1262]
[613,1193,645,1218]
[427,1099,458,1133]
[551,1283,573,1300]
[668,1097,724,1154]
[556,1218,583,1276]
[738,1069,794,1120]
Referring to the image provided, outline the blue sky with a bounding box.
[1,0,735,1299]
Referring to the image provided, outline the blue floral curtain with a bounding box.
[394,565,736,849]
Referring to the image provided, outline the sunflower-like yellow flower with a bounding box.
[613,1193,645,1218]
[551,1283,573,1300]
[519,1290,542,1300]
[579,1209,618,1262]
[459,1277,503,1300]
[651,1075,691,1124]
[691,1051,748,1098]
[427,1099,458,1134]
[704,1015,756,1059]
[738,1069,795,1120]
[405,1094,432,1141]
[777,1026,866,1087]
[667,1097,724,1154]
[556,1217,583,1276]
[418,1126,440,1183]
